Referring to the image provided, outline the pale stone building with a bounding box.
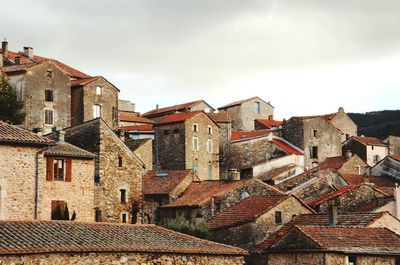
[342,136,389,167]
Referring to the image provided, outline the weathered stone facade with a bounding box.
[0,252,245,265]
[328,107,358,142]
[64,118,144,223]
[338,154,370,175]
[127,138,153,170]
[385,135,400,156]
[71,76,119,129]
[6,61,71,134]
[343,137,389,167]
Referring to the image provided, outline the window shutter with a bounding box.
[65,159,72,182]
[46,157,54,181]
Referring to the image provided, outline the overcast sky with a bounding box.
[2,0,400,119]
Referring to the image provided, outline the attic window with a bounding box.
[46,70,53,78]
[96,86,102,95]
[275,211,282,225]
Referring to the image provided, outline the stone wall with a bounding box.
[386,136,400,156]
[339,155,369,175]
[133,139,153,170]
[0,252,245,265]
[218,122,231,180]
[330,110,358,142]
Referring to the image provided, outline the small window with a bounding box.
[46,70,53,78]
[121,213,127,223]
[193,137,199,151]
[118,156,123,167]
[311,146,318,159]
[95,209,102,222]
[51,200,68,220]
[94,174,100,183]
[275,211,282,224]
[44,109,54,125]
[193,124,199,132]
[255,102,261,114]
[208,126,212,135]
[120,189,127,204]
[96,86,102,95]
[45,90,53,102]
[348,255,356,265]
[173,128,180,134]
[93,104,101,118]
[53,159,65,180]
[371,146,375,150]
[207,139,213,153]
[373,155,380,163]
[312,129,318,138]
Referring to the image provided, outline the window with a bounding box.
[45,90,53,101]
[0,186,2,216]
[255,102,261,114]
[46,70,53,78]
[348,255,356,265]
[121,212,127,223]
[94,174,100,183]
[371,146,375,150]
[44,109,54,125]
[46,158,72,182]
[275,211,282,224]
[311,146,318,159]
[118,156,123,167]
[193,124,199,132]
[120,189,127,204]
[53,159,65,180]
[96,86,102,95]
[193,137,199,151]
[312,129,318,138]
[207,139,213,153]
[208,162,213,180]
[208,126,212,135]
[373,155,380,164]
[51,200,69,220]
[95,209,102,222]
[93,104,101,118]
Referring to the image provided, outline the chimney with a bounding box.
[2,40,8,57]
[156,104,159,110]
[228,169,240,181]
[14,56,20,65]
[338,107,344,113]
[23,47,33,59]
[345,150,352,160]
[395,183,400,219]
[59,130,65,143]
[328,198,339,226]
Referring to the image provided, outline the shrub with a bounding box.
[163,216,210,239]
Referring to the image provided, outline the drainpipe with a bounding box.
[35,146,49,220]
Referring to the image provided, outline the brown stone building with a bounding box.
[343,136,389,166]
[154,111,220,180]
[318,153,370,175]
[385,135,400,156]
[125,138,153,170]
[218,96,274,131]
[63,118,145,224]
[0,221,247,265]
[0,121,95,222]
[207,195,314,249]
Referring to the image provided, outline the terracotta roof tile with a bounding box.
[258,164,297,182]
[231,130,270,141]
[71,76,100,86]
[142,100,207,118]
[272,139,303,155]
[0,221,247,255]
[207,195,287,230]
[32,56,91,79]
[44,142,96,159]
[119,112,155,124]
[393,155,400,161]
[2,63,37,73]
[341,174,396,187]
[350,136,387,146]
[120,124,154,132]
[318,156,346,170]
[156,111,202,125]
[0,50,32,64]
[0,121,54,146]
[207,112,231,123]
[144,170,194,196]
[255,118,283,129]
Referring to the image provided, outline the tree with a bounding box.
[0,77,25,124]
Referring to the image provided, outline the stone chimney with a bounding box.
[345,150,352,160]
[23,47,34,59]
[328,198,339,226]
[395,183,400,219]
[2,40,8,57]
[156,104,159,110]
[14,56,20,65]
[338,107,344,113]
[228,169,240,181]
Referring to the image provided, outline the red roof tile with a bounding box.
[71,76,100,86]
[272,139,303,155]
[0,121,54,146]
[255,118,283,129]
[0,221,247,255]
[307,185,359,206]
[318,156,346,170]
[341,174,396,187]
[142,100,208,118]
[207,195,287,230]
[144,170,194,196]
[0,50,32,64]
[120,124,154,132]
[231,130,270,141]
[156,111,202,125]
[207,112,231,123]
[393,155,400,161]
[32,56,91,79]
[350,136,387,146]
[119,112,155,124]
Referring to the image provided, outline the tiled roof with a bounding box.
[255,118,283,129]
[253,212,388,252]
[394,155,400,161]
[0,121,54,146]
[258,164,297,182]
[142,100,206,118]
[144,170,194,196]
[0,221,247,255]
[32,56,91,79]
[0,50,32,64]
[120,124,154,132]
[272,139,303,155]
[162,178,282,208]
[350,136,387,147]
[71,76,100,86]
[2,63,37,73]
[119,112,155,124]
[341,174,396,187]
[44,142,96,159]
[207,112,231,123]
[318,156,346,170]
[271,226,400,255]
[125,138,152,152]
[347,196,394,212]
[156,111,202,125]
[207,195,287,230]
[231,130,270,141]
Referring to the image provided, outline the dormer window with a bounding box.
[96,86,102,95]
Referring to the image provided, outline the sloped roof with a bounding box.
[231,130,270,141]
[119,112,155,124]
[70,76,100,86]
[255,118,283,129]
[0,221,247,256]
[272,139,303,155]
[124,138,152,152]
[44,142,96,159]
[144,170,194,196]
[347,196,394,212]
[271,226,400,255]
[142,100,211,118]
[156,111,203,125]
[207,112,231,123]
[207,195,287,230]
[348,136,387,147]
[218,96,273,110]
[318,156,347,170]
[253,212,389,252]
[0,121,54,146]
[341,174,396,187]
[120,124,154,132]
[259,164,298,182]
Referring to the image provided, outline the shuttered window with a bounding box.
[46,158,72,182]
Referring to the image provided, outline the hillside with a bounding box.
[348,110,400,140]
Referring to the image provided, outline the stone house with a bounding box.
[63,118,145,224]
[318,153,370,175]
[158,178,283,223]
[142,170,198,224]
[0,221,247,265]
[218,96,274,131]
[282,114,343,169]
[125,138,153,170]
[142,100,215,122]
[71,76,119,129]
[0,121,95,222]
[385,135,400,156]
[324,107,358,142]
[207,195,314,249]
[254,115,283,131]
[371,155,400,182]
[342,136,389,166]
[154,111,220,181]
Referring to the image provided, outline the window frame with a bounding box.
[121,212,128,223]
[192,137,199,151]
[275,211,282,225]
[193,123,199,132]
[45,89,54,102]
[208,125,213,135]
[120,189,127,204]
[44,109,54,125]
[93,104,101,119]
[96,86,102,96]
[207,139,213,153]
[255,101,261,114]
[311,146,319,159]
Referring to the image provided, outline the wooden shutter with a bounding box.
[46,157,54,181]
[65,159,72,182]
